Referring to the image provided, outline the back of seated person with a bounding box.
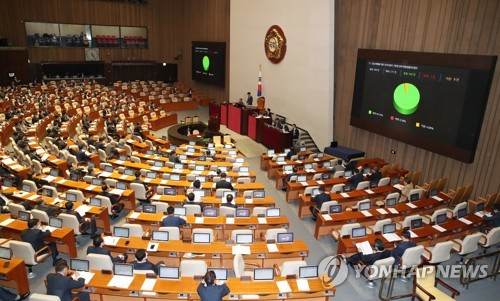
[215,173,233,190]
[87,235,127,263]
[183,192,204,211]
[162,206,187,227]
[221,194,236,208]
[131,248,163,275]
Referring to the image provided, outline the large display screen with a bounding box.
[192,41,226,86]
[350,49,497,163]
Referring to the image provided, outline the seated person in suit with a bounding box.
[399,177,414,202]
[95,136,106,151]
[279,120,289,133]
[309,186,332,219]
[191,179,201,190]
[169,154,181,164]
[131,249,164,275]
[87,236,127,263]
[343,160,357,172]
[282,167,298,191]
[131,170,154,203]
[75,145,91,163]
[391,230,416,266]
[263,108,272,118]
[34,199,58,217]
[183,192,204,211]
[221,194,237,208]
[63,202,97,236]
[197,270,230,301]
[347,168,364,189]
[21,219,60,265]
[482,204,500,232]
[345,238,391,269]
[162,206,187,228]
[133,122,145,139]
[46,259,90,301]
[330,159,345,172]
[215,173,234,190]
[99,184,124,219]
[367,166,382,185]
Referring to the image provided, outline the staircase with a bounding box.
[298,129,320,153]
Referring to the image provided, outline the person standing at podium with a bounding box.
[246,92,253,106]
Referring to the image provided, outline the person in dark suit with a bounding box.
[272,118,280,128]
[46,259,90,301]
[221,194,237,208]
[197,270,230,301]
[391,230,416,266]
[95,137,106,151]
[483,204,500,230]
[367,166,382,185]
[63,201,97,236]
[215,173,233,190]
[34,199,58,217]
[347,168,364,189]
[263,108,272,118]
[87,236,127,263]
[169,154,181,164]
[21,219,60,265]
[162,206,187,227]
[291,124,300,141]
[279,120,289,133]
[282,167,298,191]
[345,238,391,268]
[99,184,124,219]
[130,249,164,275]
[246,92,253,106]
[182,192,204,212]
[131,170,154,203]
[75,146,91,163]
[309,186,332,219]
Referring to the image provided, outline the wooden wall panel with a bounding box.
[334,0,500,198]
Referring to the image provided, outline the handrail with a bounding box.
[378,269,414,301]
[460,249,500,289]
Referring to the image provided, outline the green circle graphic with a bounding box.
[393,83,420,115]
[202,56,210,71]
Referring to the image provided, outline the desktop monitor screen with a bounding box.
[304,163,313,170]
[146,150,154,156]
[266,208,280,217]
[410,218,423,229]
[322,173,331,180]
[382,223,397,234]
[116,182,127,190]
[297,175,307,182]
[351,227,367,238]
[228,150,237,156]
[193,233,211,243]
[253,190,265,198]
[49,217,63,228]
[124,169,134,176]
[2,178,13,188]
[119,155,128,161]
[170,174,181,181]
[198,156,206,162]
[386,198,397,207]
[146,172,157,179]
[164,188,176,196]
[113,226,130,238]
[66,193,77,202]
[410,193,420,202]
[457,208,467,218]
[436,213,447,224]
[329,205,343,214]
[363,167,371,174]
[18,211,30,221]
[92,178,102,186]
[476,202,485,212]
[235,208,250,218]
[88,162,95,169]
[203,207,218,217]
[429,189,439,197]
[218,166,228,172]
[159,266,180,279]
[195,165,204,171]
[50,169,59,177]
[69,173,79,182]
[323,161,331,167]
[344,170,353,177]
[391,178,400,185]
[189,141,196,146]
[267,150,275,156]
[236,234,253,245]
[277,232,294,243]
[174,163,184,170]
[104,165,113,172]
[343,185,353,192]
[359,202,371,211]
[299,266,318,279]
[276,156,285,162]
[70,259,89,272]
[195,176,206,183]
[312,188,320,197]
[22,184,32,193]
[370,181,378,188]
[152,230,169,241]
[193,189,206,201]
[89,197,101,207]
[207,268,228,280]
[254,268,274,281]
[0,246,12,260]
[154,161,164,167]
[114,263,133,276]
[239,166,249,172]
[236,158,245,164]
[143,204,156,214]
[42,188,53,198]
[300,147,307,152]
[170,145,177,151]
[174,207,186,216]
[283,165,293,172]
[317,153,324,158]
[207,143,214,148]
[283,148,291,154]
[179,155,187,160]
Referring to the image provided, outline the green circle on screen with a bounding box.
[393,83,420,115]
[202,56,210,71]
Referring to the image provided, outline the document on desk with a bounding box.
[99,172,111,178]
[432,225,447,232]
[360,210,373,217]
[114,160,124,165]
[42,175,57,182]
[365,189,375,194]
[387,208,399,214]
[57,179,67,184]
[160,180,169,185]
[474,212,485,218]
[316,180,324,185]
[300,182,308,186]
[376,208,389,215]
[409,230,418,238]
[406,203,417,209]
[0,218,15,227]
[296,279,310,291]
[245,199,253,204]
[232,245,251,255]
[393,184,404,190]
[195,217,204,224]
[2,158,14,165]
[147,242,159,252]
[382,233,401,242]
[340,193,350,198]
[44,226,58,232]
[241,295,260,299]
[277,161,286,165]
[276,280,292,293]
[267,244,279,253]
[296,160,303,164]
[109,189,124,195]
[129,212,140,219]
[226,217,234,224]
[75,205,92,216]
[459,218,473,225]
[322,214,333,221]
[78,271,95,284]
[432,196,443,202]
[28,194,39,201]
[151,195,162,200]
[151,166,161,171]
[51,198,62,205]
[258,217,267,224]
[356,241,373,255]
[108,275,134,288]
[141,278,157,291]
[103,236,119,246]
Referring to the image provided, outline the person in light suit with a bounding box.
[197,270,230,301]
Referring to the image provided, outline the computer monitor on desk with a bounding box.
[203,207,218,217]
[124,169,134,176]
[143,204,156,213]
[18,211,30,222]
[386,197,397,207]
[235,208,250,218]
[89,197,101,207]
[277,232,294,243]
[114,263,133,276]
[0,246,12,260]
[329,205,342,214]
[164,188,176,196]
[113,226,130,238]
[299,266,318,279]
[457,208,467,218]
[70,259,89,272]
[174,207,186,216]
[254,268,274,281]
[193,233,211,244]
[410,218,423,229]
[152,230,169,242]
[253,190,265,198]
[66,192,77,202]
[236,234,253,245]
[382,223,397,234]
[116,182,127,190]
[351,227,367,238]
[159,266,180,279]
[436,213,448,224]
[266,208,280,217]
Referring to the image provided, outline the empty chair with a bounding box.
[331,223,361,241]
[87,253,113,271]
[421,241,454,264]
[8,203,27,217]
[22,179,38,193]
[356,181,370,190]
[279,260,307,276]
[192,228,214,242]
[130,156,141,163]
[398,245,425,270]
[350,199,371,211]
[28,293,62,301]
[369,218,394,233]
[317,200,339,214]
[215,188,231,198]
[184,204,201,215]
[219,206,236,217]
[234,253,260,278]
[452,232,483,263]
[365,257,395,287]
[231,229,253,241]
[265,228,287,242]
[478,226,500,253]
[31,209,50,224]
[130,182,150,203]
[95,195,113,215]
[121,223,144,237]
[105,178,118,188]
[151,201,168,213]
[401,215,422,229]
[98,149,107,162]
[32,160,43,176]
[180,260,207,277]
[448,201,467,218]
[237,177,251,184]
[9,240,51,278]
[158,226,181,240]
[412,265,460,301]
[378,177,390,187]
[333,171,344,178]
[252,207,267,216]
[302,186,319,197]
[331,184,345,193]
[408,188,424,200]
[381,192,400,207]
[58,213,82,236]
[423,208,448,224]
[66,189,85,202]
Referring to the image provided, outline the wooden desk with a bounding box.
[260,151,314,171]
[150,113,177,131]
[149,195,275,209]
[276,168,333,190]
[267,157,331,179]
[0,214,78,258]
[1,157,31,180]
[145,135,170,148]
[286,178,347,203]
[0,258,30,296]
[82,271,335,300]
[262,124,293,153]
